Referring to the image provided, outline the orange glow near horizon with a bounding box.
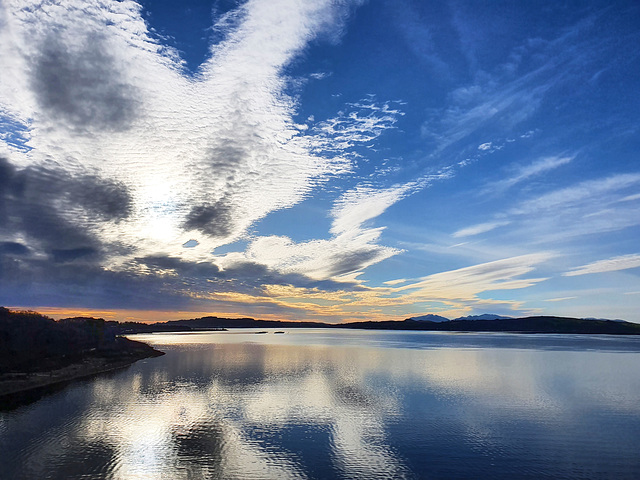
[4,306,348,324]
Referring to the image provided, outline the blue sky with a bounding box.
[1,0,639,323]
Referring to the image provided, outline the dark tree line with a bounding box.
[0,307,139,373]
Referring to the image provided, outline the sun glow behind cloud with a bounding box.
[0,0,383,263]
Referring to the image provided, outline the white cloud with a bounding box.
[491,155,573,191]
[383,278,408,286]
[309,99,404,156]
[620,193,640,203]
[216,182,422,281]
[330,182,416,236]
[563,254,640,277]
[545,297,577,302]
[244,173,457,281]
[395,252,554,301]
[309,72,331,80]
[231,231,398,282]
[0,0,384,275]
[478,142,492,150]
[452,220,510,238]
[511,173,640,216]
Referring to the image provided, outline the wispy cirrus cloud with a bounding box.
[545,297,577,302]
[452,171,640,246]
[486,155,574,193]
[510,173,640,216]
[452,220,510,238]
[419,6,621,167]
[564,254,640,277]
[394,252,553,298]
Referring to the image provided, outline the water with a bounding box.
[1,329,640,479]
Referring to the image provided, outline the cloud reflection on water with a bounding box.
[2,330,640,479]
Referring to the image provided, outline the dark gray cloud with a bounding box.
[0,255,195,310]
[0,251,344,314]
[66,173,133,221]
[206,141,250,176]
[0,158,136,306]
[139,255,221,278]
[0,157,131,261]
[0,159,93,251]
[184,198,236,238]
[31,33,139,132]
[0,156,356,313]
[222,260,364,293]
[51,247,99,263]
[325,249,383,277]
[137,254,359,295]
[0,242,29,256]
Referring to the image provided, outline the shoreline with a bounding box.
[0,343,164,410]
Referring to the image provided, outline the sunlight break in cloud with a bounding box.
[0,1,384,274]
[563,254,640,277]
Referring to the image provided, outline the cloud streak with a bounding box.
[452,221,510,239]
[564,254,640,277]
[487,155,574,193]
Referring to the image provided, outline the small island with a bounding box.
[0,308,164,409]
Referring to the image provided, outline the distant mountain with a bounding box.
[408,314,450,322]
[453,314,513,321]
[391,316,640,334]
[112,313,640,335]
[582,317,628,323]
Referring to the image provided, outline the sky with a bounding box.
[0,0,639,323]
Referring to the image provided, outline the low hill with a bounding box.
[112,313,640,335]
[110,316,329,334]
[343,316,640,334]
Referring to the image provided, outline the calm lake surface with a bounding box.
[1,329,640,479]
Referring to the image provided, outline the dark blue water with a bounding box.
[1,329,639,479]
